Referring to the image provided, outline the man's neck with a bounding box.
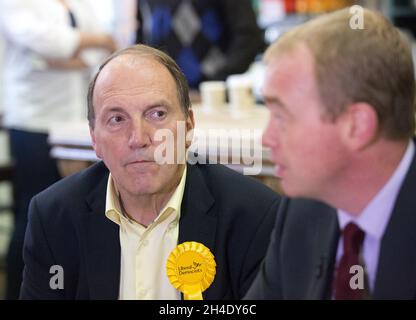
[321,140,409,216]
[117,167,185,227]
[120,191,175,227]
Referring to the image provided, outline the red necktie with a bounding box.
[334,222,366,300]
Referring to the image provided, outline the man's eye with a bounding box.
[148,110,167,120]
[109,115,124,124]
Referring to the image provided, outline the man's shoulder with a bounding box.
[34,161,108,206]
[278,197,337,232]
[283,197,334,213]
[188,165,281,225]
[192,163,279,201]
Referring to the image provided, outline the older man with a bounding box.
[20,45,280,299]
[246,8,416,299]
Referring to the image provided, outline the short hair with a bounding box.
[264,8,416,140]
[87,44,191,128]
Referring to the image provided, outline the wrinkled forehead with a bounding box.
[97,54,168,86]
[93,54,177,101]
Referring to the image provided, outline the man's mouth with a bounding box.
[130,160,153,163]
[124,158,155,167]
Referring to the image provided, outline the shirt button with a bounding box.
[141,239,149,247]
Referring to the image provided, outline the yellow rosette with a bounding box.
[166,241,216,300]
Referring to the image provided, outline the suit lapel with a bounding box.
[306,205,340,299]
[373,152,416,299]
[82,171,121,299]
[178,164,216,253]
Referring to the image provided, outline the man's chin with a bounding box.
[279,180,299,198]
[281,183,317,200]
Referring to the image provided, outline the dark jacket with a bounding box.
[246,152,416,300]
[21,162,280,299]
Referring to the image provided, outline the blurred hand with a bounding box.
[77,32,118,56]
[103,34,117,53]
[46,57,87,70]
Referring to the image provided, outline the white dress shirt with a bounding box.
[105,167,187,300]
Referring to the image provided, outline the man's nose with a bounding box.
[128,120,151,149]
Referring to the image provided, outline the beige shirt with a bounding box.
[105,167,187,300]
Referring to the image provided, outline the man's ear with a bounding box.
[89,125,102,159]
[341,102,379,151]
[185,109,195,149]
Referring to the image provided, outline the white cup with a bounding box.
[227,75,254,112]
[199,81,226,111]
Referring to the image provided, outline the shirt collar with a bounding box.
[337,141,414,239]
[105,166,188,227]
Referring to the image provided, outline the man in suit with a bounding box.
[20,44,280,299]
[246,8,416,299]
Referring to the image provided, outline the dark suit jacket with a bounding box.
[20,162,280,299]
[246,152,416,300]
